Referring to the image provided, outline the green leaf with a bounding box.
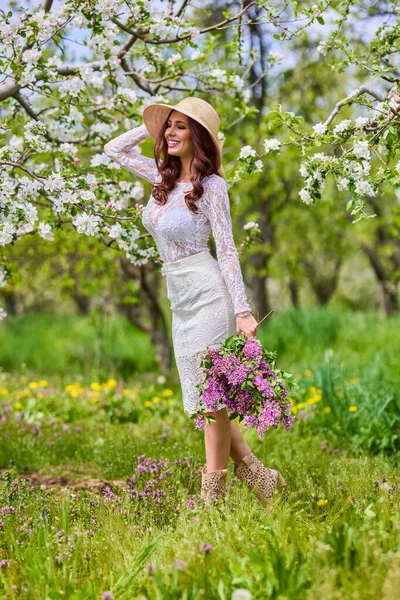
[317,16,325,25]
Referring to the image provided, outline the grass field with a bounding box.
[0,307,399,599]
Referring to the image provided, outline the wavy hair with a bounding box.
[151,110,220,214]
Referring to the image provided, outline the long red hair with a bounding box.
[151,110,220,214]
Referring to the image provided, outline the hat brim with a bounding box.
[142,103,223,171]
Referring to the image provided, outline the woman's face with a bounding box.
[164,111,193,160]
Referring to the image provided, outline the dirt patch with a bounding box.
[26,473,126,493]
[1,466,127,495]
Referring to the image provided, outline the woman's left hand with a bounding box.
[236,313,258,337]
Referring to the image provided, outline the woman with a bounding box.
[104,97,286,504]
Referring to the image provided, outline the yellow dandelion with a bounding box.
[91,397,99,404]
[37,392,44,400]
[17,389,30,398]
[304,369,312,377]
[307,398,316,406]
[317,499,328,507]
[28,382,39,390]
[144,401,152,408]
[88,391,99,399]
[297,403,305,410]
[323,407,331,414]
[349,406,358,413]
[65,383,81,392]
[287,397,293,404]
[310,386,317,393]
[313,393,322,402]
[349,378,359,385]
[39,380,48,387]
[0,388,8,395]
[151,396,160,404]
[104,379,117,389]
[14,401,22,410]
[290,405,298,415]
[160,389,174,397]
[167,399,174,406]
[90,382,103,391]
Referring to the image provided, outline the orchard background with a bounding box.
[0,1,399,599]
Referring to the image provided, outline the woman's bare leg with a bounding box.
[203,407,231,471]
[230,421,251,465]
[203,410,252,471]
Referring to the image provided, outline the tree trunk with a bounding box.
[288,279,300,308]
[119,258,174,373]
[361,243,399,316]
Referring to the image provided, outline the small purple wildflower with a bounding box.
[199,542,213,553]
[102,593,114,600]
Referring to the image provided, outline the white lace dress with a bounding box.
[104,123,252,414]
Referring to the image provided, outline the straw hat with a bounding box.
[142,97,226,180]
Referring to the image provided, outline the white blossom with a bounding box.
[313,123,327,135]
[167,53,181,65]
[0,268,7,288]
[72,213,102,236]
[299,164,308,177]
[43,173,65,193]
[107,223,124,239]
[38,222,54,241]
[254,160,263,173]
[58,77,86,98]
[210,68,228,84]
[243,221,259,230]
[337,177,350,191]
[299,188,313,204]
[118,88,138,103]
[239,146,256,159]
[80,190,96,202]
[0,223,15,246]
[22,48,42,64]
[264,139,281,153]
[190,50,203,60]
[0,307,7,321]
[317,41,328,55]
[355,117,369,129]
[242,89,251,103]
[353,140,370,160]
[230,75,245,90]
[355,179,376,197]
[333,120,352,135]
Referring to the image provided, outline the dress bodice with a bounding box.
[104,123,251,314]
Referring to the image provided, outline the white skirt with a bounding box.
[161,249,236,415]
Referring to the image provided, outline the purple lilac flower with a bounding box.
[253,373,276,398]
[202,377,226,411]
[199,542,213,553]
[242,337,263,361]
[226,364,247,386]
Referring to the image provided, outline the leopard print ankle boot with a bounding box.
[234,451,287,505]
[200,464,228,503]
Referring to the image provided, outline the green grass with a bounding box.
[0,307,399,599]
[0,313,156,378]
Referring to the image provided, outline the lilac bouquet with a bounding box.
[192,334,297,438]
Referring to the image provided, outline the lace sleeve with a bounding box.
[103,123,159,184]
[201,175,251,315]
